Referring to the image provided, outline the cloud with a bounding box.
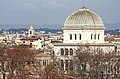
[16,2,41,13]
[16,0,68,11]
[40,0,67,9]
[49,1,65,8]
[23,3,40,12]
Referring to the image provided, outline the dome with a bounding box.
[64,7,105,30]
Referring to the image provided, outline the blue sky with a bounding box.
[0,0,120,25]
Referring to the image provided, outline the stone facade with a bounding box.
[53,7,120,72]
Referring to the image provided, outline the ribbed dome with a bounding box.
[64,7,105,30]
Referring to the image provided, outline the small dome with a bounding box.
[64,7,105,30]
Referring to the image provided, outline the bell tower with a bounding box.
[28,25,35,37]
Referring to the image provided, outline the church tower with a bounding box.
[28,25,35,37]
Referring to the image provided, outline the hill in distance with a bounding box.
[105,22,120,30]
[0,22,119,30]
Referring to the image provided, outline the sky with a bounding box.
[0,0,120,25]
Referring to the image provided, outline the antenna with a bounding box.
[83,0,85,7]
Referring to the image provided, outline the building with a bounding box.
[105,35,120,43]
[35,53,53,70]
[28,25,35,37]
[53,7,119,72]
[63,7,105,44]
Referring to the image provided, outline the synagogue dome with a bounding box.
[64,7,105,30]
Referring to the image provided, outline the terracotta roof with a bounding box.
[112,36,120,38]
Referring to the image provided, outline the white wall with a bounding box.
[63,29,104,43]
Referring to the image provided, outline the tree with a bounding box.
[0,44,35,79]
[0,43,8,79]
[36,60,79,79]
[76,45,120,79]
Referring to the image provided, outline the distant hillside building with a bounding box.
[105,35,120,43]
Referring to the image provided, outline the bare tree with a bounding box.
[0,44,35,79]
[0,44,8,79]
[36,60,79,79]
[76,46,120,79]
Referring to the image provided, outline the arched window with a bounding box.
[61,60,64,70]
[98,34,100,40]
[30,43,32,48]
[61,48,64,55]
[30,31,32,34]
[65,48,68,55]
[79,34,81,40]
[70,48,73,55]
[115,46,117,52]
[65,60,69,70]
[70,60,73,70]
[91,34,93,40]
[75,34,77,40]
[94,34,96,40]
[70,34,72,40]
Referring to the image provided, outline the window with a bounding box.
[70,60,73,71]
[65,48,68,55]
[30,40,33,42]
[37,61,41,66]
[23,41,25,43]
[70,48,73,55]
[98,34,100,40]
[30,43,32,48]
[70,34,72,40]
[43,60,45,66]
[91,34,93,40]
[94,34,96,40]
[65,60,69,70]
[61,48,64,55]
[43,60,47,66]
[75,34,77,40]
[47,60,49,65]
[79,34,81,40]
[52,51,55,55]
[30,31,32,34]
[115,46,117,52]
[61,60,64,70]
